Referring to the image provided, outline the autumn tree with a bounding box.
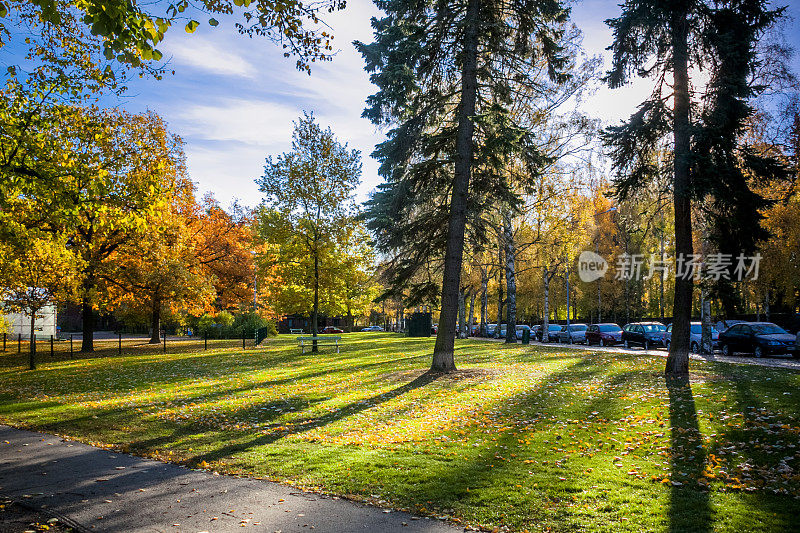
[335,224,381,330]
[189,195,256,311]
[255,113,361,350]
[0,236,78,369]
[108,179,217,343]
[0,106,184,352]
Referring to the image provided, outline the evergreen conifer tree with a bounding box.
[604,0,787,375]
[356,0,571,371]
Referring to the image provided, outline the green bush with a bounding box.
[215,311,235,328]
[232,311,276,338]
[195,311,276,339]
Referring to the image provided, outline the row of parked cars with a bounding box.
[514,320,799,359]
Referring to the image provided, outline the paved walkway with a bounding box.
[0,426,460,533]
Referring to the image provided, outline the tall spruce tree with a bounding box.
[693,3,789,314]
[356,0,570,371]
[603,0,786,376]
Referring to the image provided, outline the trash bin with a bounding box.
[522,327,530,344]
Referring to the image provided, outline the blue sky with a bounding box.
[105,0,800,208]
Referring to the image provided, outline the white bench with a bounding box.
[297,336,341,354]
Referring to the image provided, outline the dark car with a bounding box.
[622,322,667,349]
[718,322,798,358]
[537,324,563,342]
[586,323,623,346]
[321,326,344,334]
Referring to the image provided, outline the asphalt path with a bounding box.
[0,426,461,533]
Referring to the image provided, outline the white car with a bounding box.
[361,325,384,332]
[665,322,719,352]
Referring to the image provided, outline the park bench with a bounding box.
[297,335,341,354]
[289,328,304,334]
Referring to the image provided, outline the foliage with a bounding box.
[9,0,345,73]
[231,311,276,337]
[107,178,218,342]
[190,195,257,311]
[0,337,799,531]
[356,0,574,368]
[602,0,787,373]
[0,235,78,368]
[255,113,364,334]
[0,104,184,351]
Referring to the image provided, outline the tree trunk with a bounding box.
[458,290,466,339]
[543,267,551,342]
[659,233,666,319]
[81,294,94,353]
[312,247,319,353]
[666,8,693,376]
[431,0,479,372]
[479,266,488,337]
[701,289,713,354]
[29,309,36,370]
[496,238,504,337]
[149,295,161,344]
[503,210,517,343]
[468,292,475,338]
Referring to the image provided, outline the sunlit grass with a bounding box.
[1,333,799,532]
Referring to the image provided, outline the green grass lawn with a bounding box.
[1,333,799,532]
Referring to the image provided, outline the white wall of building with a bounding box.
[2,305,57,339]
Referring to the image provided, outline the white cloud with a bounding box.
[185,143,266,206]
[166,38,256,79]
[176,99,299,146]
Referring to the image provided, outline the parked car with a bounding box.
[537,324,563,342]
[586,323,623,346]
[494,324,531,340]
[321,326,344,334]
[486,323,498,337]
[718,322,798,358]
[715,319,745,333]
[556,323,588,344]
[431,324,438,334]
[496,324,508,338]
[663,322,719,352]
[622,322,667,349]
[361,325,384,332]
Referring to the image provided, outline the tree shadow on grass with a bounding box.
[185,371,443,466]
[666,375,711,533]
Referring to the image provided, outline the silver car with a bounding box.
[556,324,588,344]
[665,322,719,352]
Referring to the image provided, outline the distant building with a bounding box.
[1,305,57,339]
